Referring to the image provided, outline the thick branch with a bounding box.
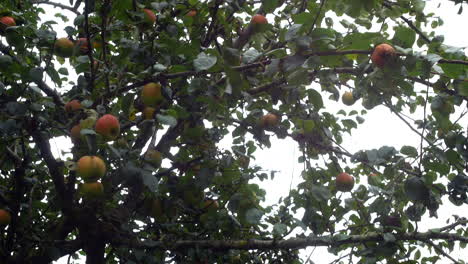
[32,0,81,15]
[113,231,468,250]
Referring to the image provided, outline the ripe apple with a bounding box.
[95,114,120,140]
[75,37,92,55]
[142,9,156,26]
[341,91,355,106]
[144,149,162,167]
[54,38,75,58]
[259,113,280,129]
[76,155,106,182]
[141,82,163,106]
[371,43,396,68]
[142,106,156,120]
[187,10,197,17]
[335,172,354,192]
[250,14,268,33]
[0,16,16,34]
[80,182,104,198]
[0,209,11,225]
[70,124,81,143]
[65,100,82,113]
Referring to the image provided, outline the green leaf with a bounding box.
[310,185,331,202]
[400,145,418,157]
[392,26,416,48]
[193,52,217,71]
[245,208,263,225]
[156,114,177,127]
[272,223,288,237]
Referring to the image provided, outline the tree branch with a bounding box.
[112,231,468,250]
[32,0,81,15]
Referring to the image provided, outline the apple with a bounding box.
[64,100,82,113]
[76,155,106,182]
[341,91,355,106]
[259,113,280,129]
[80,182,104,198]
[335,172,354,192]
[141,82,163,106]
[250,14,268,33]
[142,106,156,120]
[75,37,92,55]
[54,38,75,58]
[70,124,81,143]
[0,209,11,225]
[371,43,396,68]
[142,9,156,26]
[0,16,16,34]
[144,149,162,167]
[95,114,120,140]
[203,199,219,212]
[187,10,197,17]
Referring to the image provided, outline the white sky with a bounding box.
[29,0,468,263]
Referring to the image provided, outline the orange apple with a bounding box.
[142,9,156,26]
[259,113,280,129]
[80,182,104,198]
[70,124,81,143]
[187,10,197,17]
[250,14,268,33]
[144,149,162,167]
[76,155,106,182]
[75,37,93,55]
[371,43,396,68]
[336,172,354,192]
[342,91,355,106]
[65,100,82,113]
[141,82,163,106]
[54,38,75,58]
[0,16,16,34]
[95,114,120,140]
[0,209,11,225]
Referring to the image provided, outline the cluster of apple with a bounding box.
[341,43,396,106]
[65,100,120,199]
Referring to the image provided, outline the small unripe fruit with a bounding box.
[95,114,120,140]
[65,100,82,113]
[341,91,355,106]
[80,182,104,198]
[187,10,197,17]
[371,43,396,68]
[141,82,163,106]
[260,113,279,129]
[54,38,75,58]
[336,172,354,192]
[0,16,16,34]
[77,155,106,182]
[142,9,157,25]
[75,38,92,55]
[142,107,156,120]
[0,209,11,225]
[70,124,81,143]
[144,149,162,167]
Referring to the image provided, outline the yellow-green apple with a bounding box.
[144,149,162,167]
[341,91,355,106]
[141,82,163,106]
[80,182,104,198]
[54,38,75,58]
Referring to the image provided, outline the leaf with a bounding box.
[272,223,288,237]
[245,208,263,225]
[285,24,302,41]
[193,52,217,71]
[383,233,396,243]
[29,67,44,82]
[141,171,158,192]
[310,185,331,202]
[156,114,177,127]
[400,145,418,157]
[392,26,416,48]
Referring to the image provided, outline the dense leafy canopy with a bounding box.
[0,0,467,263]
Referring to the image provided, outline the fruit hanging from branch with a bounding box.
[341,91,356,106]
[0,16,16,34]
[65,100,82,113]
[0,209,11,225]
[54,38,74,58]
[80,182,104,199]
[75,37,92,55]
[371,43,396,68]
[141,82,163,107]
[335,172,355,192]
[95,114,120,141]
[76,155,106,182]
[259,113,280,130]
[250,14,268,33]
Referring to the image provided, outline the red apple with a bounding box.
[336,172,354,192]
[95,114,120,140]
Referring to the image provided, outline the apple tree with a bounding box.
[0,0,467,263]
